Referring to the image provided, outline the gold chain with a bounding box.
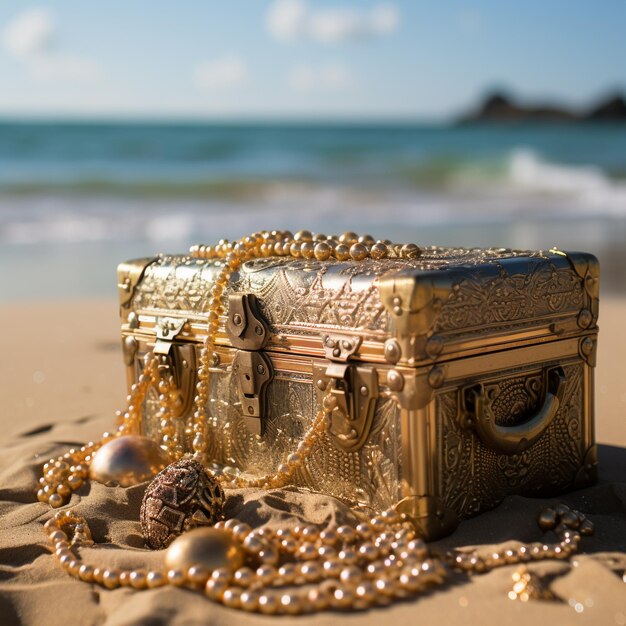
[37,230,595,614]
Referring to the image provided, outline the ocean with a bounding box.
[1,120,625,300]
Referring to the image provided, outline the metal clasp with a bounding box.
[227,294,273,435]
[314,333,379,452]
[151,316,195,418]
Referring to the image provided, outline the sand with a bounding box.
[0,297,625,626]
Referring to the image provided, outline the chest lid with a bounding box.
[119,236,599,368]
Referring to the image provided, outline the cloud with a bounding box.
[289,62,351,92]
[3,7,53,58]
[193,55,248,89]
[266,0,398,44]
[2,7,100,82]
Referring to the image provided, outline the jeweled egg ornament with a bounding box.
[141,458,225,549]
[89,435,169,487]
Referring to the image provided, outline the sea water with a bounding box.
[0,121,625,299]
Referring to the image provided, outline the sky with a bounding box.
[0,0,624,121]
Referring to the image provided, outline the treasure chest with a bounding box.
[117,232,599,540]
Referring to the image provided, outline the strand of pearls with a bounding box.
[44,504,593,614]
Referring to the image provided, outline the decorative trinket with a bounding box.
[89,435,169,487]
[140,458,225,549]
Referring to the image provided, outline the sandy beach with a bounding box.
[0,296,624,625]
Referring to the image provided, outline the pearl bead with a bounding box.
[205,578,227,600]
[78,564,94,582]
[239,589,260,612]
[258,590,280,615]
[146,571,165,588]
[538,508,557,530]
[102,568,120,589]
[48,494,63,508]
[165,527,244,573]
[167,569,186,586]
[89,436,169,487]
[280,592,303,615]
[187,565,210,586]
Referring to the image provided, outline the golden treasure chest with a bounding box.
[117,231,599,540]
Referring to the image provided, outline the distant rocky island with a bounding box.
[458,91,626,123]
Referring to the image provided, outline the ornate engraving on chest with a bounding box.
[438,362,585,518]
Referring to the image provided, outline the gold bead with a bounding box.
[165,527,244,574]
[400,243,421,259]
[314,241,332,261]
[294,229,313,242]
[89,435,169,487]
[300,241,315,259]
[349,242,368,261]
[290,242,302,258]
[358,234,376,245]
[370,242,388,260]
[339,231,358,245]
[334,244,350,261]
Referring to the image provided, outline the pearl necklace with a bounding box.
[38,230,594,614]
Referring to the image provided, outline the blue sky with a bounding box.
[0,0,624,120]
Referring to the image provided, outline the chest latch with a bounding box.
[151,316,196,419]
[313,333,379,452]
[227,294,273,436]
